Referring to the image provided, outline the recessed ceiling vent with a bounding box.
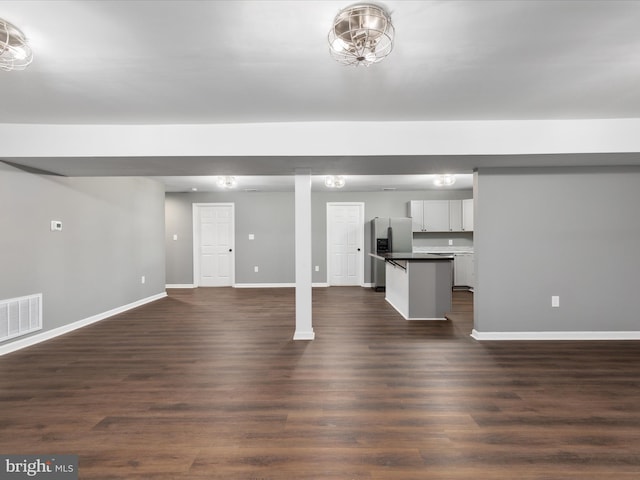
[0,293,42,342]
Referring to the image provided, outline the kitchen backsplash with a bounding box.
[412,233,473,250]
[413,245,474,253]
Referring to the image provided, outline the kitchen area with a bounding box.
[370,198,474,320]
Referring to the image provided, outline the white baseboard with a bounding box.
[293,330,315,340]
[0,292,167,357]
[177,282,331,289]
[471,329,640,341]
[233,283,331,288]
[362,282,374,288]
[385,298,446,321]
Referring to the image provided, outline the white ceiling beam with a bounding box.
[1,119,640,159]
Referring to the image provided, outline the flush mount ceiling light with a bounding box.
[328,3,394,66]
[217,176,237,188]
[325,175,346,188]
[0,18,33,71]
[434,174,456,187]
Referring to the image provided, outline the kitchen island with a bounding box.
[370,252,454,320]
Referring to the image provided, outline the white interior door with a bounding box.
[194,203,234,287]
[327,203,364,286]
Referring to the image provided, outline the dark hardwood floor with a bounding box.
[1,287,640,479]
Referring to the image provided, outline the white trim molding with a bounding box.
[0,292,167,356]
[234,283,296,288]
[293,330,315,340]
[166,284,195,289]
[385,298,446,321]
[471,329,640,341]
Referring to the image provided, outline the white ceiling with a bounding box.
[1,1,640,191]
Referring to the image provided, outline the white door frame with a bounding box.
[192,203,235,287]
[326,202,365,287]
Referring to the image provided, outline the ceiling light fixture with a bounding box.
[328,3,394,66]
[0,18,33,71]
[325,175,346,188]
[217,176,237,189]
[434,175,456,187]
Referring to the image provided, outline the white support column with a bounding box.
[293,172,314,340]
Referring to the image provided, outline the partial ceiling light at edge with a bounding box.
[0,18,33,71]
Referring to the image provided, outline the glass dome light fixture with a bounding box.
[328,3,394,66]
[217,176,237,189]
[0,18,33,71]
[434,174,456,187]
[325,175,346,188]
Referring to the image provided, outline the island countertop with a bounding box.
[370,252,454,261]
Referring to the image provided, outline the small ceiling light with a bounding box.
[217,176,237,189]
[328,4,394,66]
[325,175,346,188]
[434,174,456,187]
[0,18,33,71]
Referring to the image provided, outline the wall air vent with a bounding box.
[0,294,42,343]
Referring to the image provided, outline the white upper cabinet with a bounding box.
[462,198,474,232]
[409,199,473,233]
[409,200,449,232]
[409,200,424,233]
[449,200,462,231]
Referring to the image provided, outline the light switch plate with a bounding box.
[551,296,560,307]
[50,220,63,231]
[249,234,255,240]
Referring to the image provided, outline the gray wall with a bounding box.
[166,189,472,285]
[0,162,166,345]
[166,192,295,285]
[475,166,640,333]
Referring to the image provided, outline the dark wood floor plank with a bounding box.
[1,287,640,478]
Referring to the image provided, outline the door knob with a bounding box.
[229,248,233,252]
[357,248,361,251]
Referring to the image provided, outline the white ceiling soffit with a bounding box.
[156,174,474,193]
[1,1,639,186]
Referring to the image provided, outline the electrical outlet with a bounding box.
[173,234,178,241]
[551,296,559,307]
[448,239,453,246]
[254,266,259,273]
[141,276,146,284]
[315,266,319,272]
[249,234,255,240]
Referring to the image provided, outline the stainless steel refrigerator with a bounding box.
[371,217,413,291]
